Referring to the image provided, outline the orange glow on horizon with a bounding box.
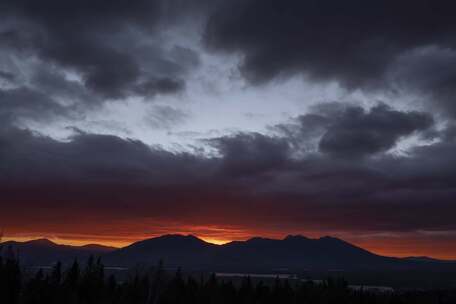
[1,236,232,248]
[1,235,123,248]
[198,236,232,245]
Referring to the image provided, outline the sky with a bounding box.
[1,0,456,259]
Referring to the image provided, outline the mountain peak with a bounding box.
[319,235,339,241]
[80,244,117,252]
[158,234,202,241]
[246,237,275,243]
[129,234,211,249]
[284,235,309,241]
[25,238,57,246]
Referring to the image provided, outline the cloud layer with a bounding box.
[1,103,454,253]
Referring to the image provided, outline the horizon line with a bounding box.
[2,233,455,261]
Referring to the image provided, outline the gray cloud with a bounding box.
[0,70,15,82]
[0,87,68,123]
[275,103,434,158]
[389,46,456,117]
[205,0,456,86]
[0,0,206,102]
[134,78,186,97]
[146,105,189,129]
[210,132,291,177]
[318,103,434,157]
[205,0,456,118]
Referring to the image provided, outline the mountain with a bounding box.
[0,239,116,266]
[211,235,395,271]
[103,234,456,272]
[3,235,455,273]
[403,256,456,263]
[103,234,216,268]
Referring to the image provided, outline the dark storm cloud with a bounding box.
[210,132,291,176]
[0,70,15,82]
[134,77,186,97]
[390,46,456,117]
[274,103,434,157]
[205,0,456,116]
[318,104,434,157]
[0,87,68,123]
[0,0,206,101]
[205,0,456,86]
[0,127,208,185]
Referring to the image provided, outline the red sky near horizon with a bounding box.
[3,225,456,260]
[2,185,456,260]
[2,184,456,260]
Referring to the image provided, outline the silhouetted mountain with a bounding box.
[0,239,116,266]
[4,235,455,272]
[212,235,394,271]
[80,243,118,252]
[103,234,456,272]
[103,234,216,268]
[403,256,456,263]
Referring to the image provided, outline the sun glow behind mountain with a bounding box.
[198,237,231,245]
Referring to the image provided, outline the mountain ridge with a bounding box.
[102,234,456,272]
[0,238,116,265]
[2,234,455,271]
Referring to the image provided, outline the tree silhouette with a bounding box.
[0,255,455,304]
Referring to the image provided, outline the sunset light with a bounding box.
[198,237,232,245]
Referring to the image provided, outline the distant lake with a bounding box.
[105,266,128,271]
[216,273,298,279]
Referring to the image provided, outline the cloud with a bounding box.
[206,0,456,86]
[318,103,434,157]
[0,70,15,82]
[389,46,456,117]
[274,103,434,158]
[0,0,206,102]
[0,102,454,239]
[145,105,189,129]
[204,0,456,118]
[134,78,186,97]
[0,87,68,124]
[209,132,291,176]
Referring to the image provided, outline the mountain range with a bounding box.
[1,235,455,272]
[0,238,116,266]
